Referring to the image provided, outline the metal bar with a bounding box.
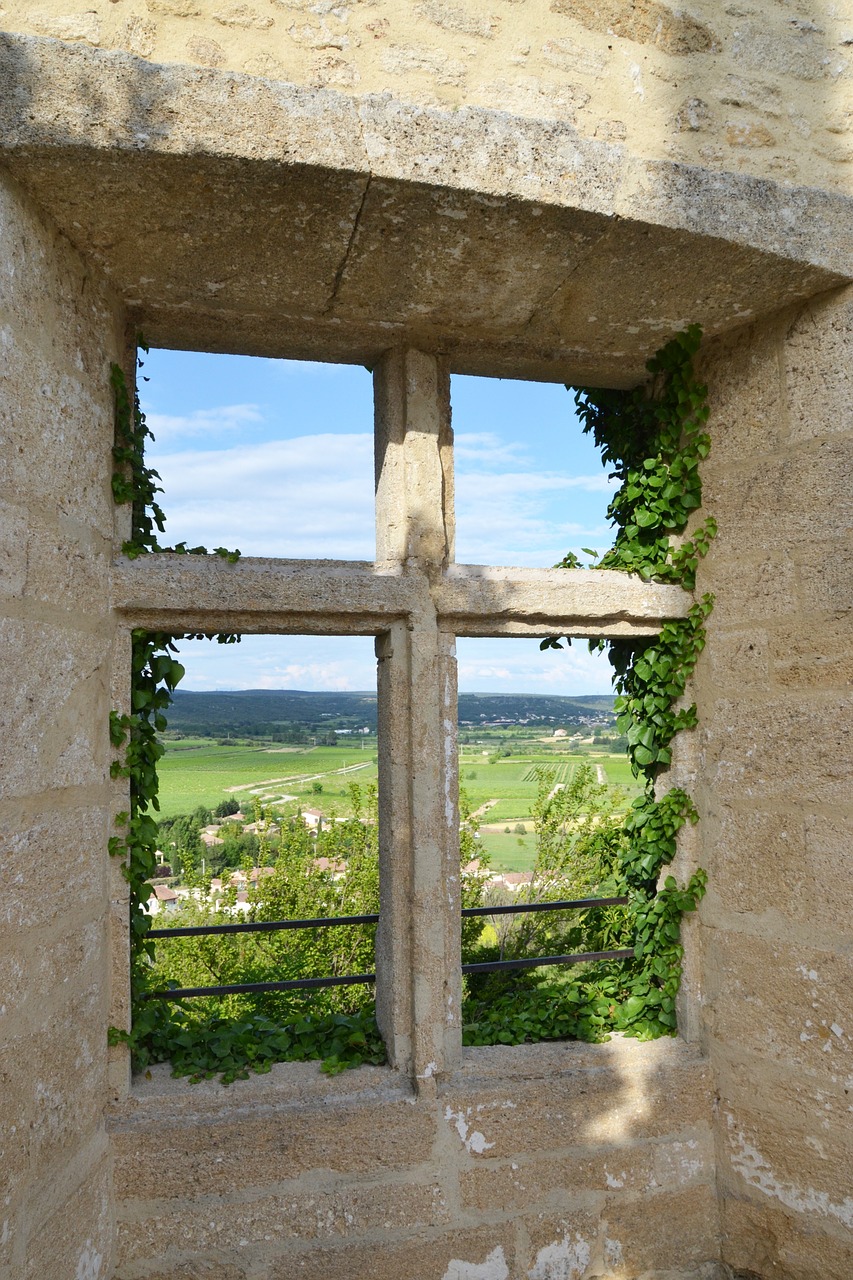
[146,971,377,999]
[462,948,635,974]
[147,897,627,939]
[145,946,635,1000]
[149,913,380,939]
[462,896,628,918]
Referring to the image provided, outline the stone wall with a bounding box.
[693,286,853,1279]
[0,0,850,196]
[0,168,124,1280]
[1,1,852,1274]
[108,1038,720,1279]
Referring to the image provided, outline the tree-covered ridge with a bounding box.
[165,688,616,736]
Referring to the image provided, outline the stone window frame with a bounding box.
[111,345,689,1090]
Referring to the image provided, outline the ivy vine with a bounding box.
[111,343,240,564]
[543,323,715,1039]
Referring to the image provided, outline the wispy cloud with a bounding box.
[453,429,616,563]
[170,633,612,695]
[170,635,377,691]
[456,641,611,693]
[151,433,375,560]
[254,663,363,691]
[453,432,530,468]
[267,359,357,379]
[146,404,265,442]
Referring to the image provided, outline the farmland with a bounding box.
[156,731,638,871]
[156,740,378,818]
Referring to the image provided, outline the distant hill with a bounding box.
[166,689,614,735]
[457,693,615,723]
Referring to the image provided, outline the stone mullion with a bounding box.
[373,347,460,1084]
[373,621,415,1073]
[407,604,462,1083]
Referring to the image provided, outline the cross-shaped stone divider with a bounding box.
[113,348,689,1089]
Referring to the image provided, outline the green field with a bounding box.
[156,740,379,818]
[156,734,638,873]
[475,830,538,872]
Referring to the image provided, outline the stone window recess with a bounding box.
[112,347,689,1090]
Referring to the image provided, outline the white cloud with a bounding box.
[171,635,377,691]
[454,461,615,566]
[267,359,356,378]
[150,433,375,560]
[148,415,615,566]
[146,404,265,442]
[168,634,612,695]
[254,663,362,691]
[459,470,615,496]
[453,432,530,467]
[456,639,612,694]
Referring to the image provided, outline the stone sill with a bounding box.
[107,1034,706,1129]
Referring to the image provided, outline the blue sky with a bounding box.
[140,349,616,693]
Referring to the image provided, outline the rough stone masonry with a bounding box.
[0,2,851,1277]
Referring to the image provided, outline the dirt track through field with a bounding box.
[225,760,373,794]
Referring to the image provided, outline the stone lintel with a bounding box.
[2,35,849,385]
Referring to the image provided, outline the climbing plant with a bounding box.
[529,323,715,1041]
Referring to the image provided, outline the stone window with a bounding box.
[112,346,688,1084]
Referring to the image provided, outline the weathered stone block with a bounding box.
[722,1195,853,1280]
[111,1094,437,1199]
[116,1176,451,1265]
[121,1261,248,1280]
[0,803,110,930]
[696,554,798,628]
[264,1228,516,1280]
[704,931,853,1079]
[718,1100,853,1217]
[794,537,853,619]
[0,987,108,1186]
[522,1207,606,1279]
[700,319,787,465]
[770,618,853,689]
[707,438,853,549]
[0,619,112,799]
[701,693,853,805]
[459,1134,712,1215]
[785,288,853,444]
[23,1148,113,1280]
[23,512,113,615]
[705,628,771,693]
[551,0,716,55]
[0,917,105,1037]
[601,1185,720,1274]
[0,499,27,599]
[701,806,808,921]
[441,1056,712,1158]
[0,341,116,537]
